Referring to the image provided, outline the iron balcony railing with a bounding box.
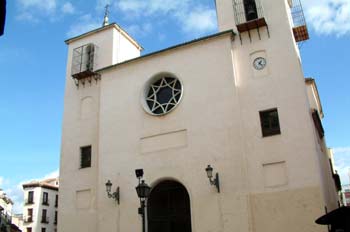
[71,43,99,80]
[290,0,309,42]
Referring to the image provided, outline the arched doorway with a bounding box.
[147,180,192,232]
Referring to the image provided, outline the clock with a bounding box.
[253,57,267,70]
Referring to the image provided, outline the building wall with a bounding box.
[343,186,350,206]
[0,194,12,217]
[0,191,13,231]
[60,24,140,232]
[113,28,141,64]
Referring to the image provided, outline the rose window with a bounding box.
[145,76,183,115]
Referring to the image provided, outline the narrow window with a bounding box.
[54,211,58,225]
[243,0,258,21]
[259,108,281,137]
[42,192,49,205]
[55,194,58,207]
[312,109,324,139]
[27,228,32,232]
[28,191,34,204]
[41,228,46,232]
[80,145,92,168]
[27,209,33,222]
[41,209,48,223]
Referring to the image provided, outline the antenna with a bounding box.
[102,4,110,27]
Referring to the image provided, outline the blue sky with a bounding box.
[0,0,349,213]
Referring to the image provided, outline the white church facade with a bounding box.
[58,0,340,231]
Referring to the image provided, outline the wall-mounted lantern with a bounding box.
[205,165,220,193]
[105,180,120,204]
[135,169,151,232]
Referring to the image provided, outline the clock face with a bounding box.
[253,57,267,70]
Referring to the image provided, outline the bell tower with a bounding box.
[215,0,309,43]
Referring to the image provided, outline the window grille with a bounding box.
[80,145,92,169]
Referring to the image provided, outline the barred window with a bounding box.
[80,145,92,168]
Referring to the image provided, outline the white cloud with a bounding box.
[5,184,25,214]
[333,147,350,185]
[0,176,3,187]
[16,0,76,22]
[96,0,113,10]
[17,0,57,13]
[117,0,190,16]
[16,12,40,23]
[43,169,59,179]
[66,14,101,38]
[179,8,217,35]
[62,2,75,14]
[303,0,350,36]
[113,0,216,36]
[333,147,350,154]
[126,23,153,37]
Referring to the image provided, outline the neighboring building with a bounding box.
[22,178,59,232]
[11,214,24,232]
[342,185,350,206]
[59,0,339,232]
[0,189,20,232]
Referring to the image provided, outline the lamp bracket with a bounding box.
[108,186,120,204]
[209,173,220,193]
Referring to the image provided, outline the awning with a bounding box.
[316,206,350,225]
[316,206,350,232]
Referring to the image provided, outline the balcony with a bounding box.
[42,201,49,206]
[25,199,34,205]
[24,217,33,223]
[71,43,100,86]
[290,0,309,42]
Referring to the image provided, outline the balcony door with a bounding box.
[147,180,192,232]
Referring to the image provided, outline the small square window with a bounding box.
[259,108,281,137]
[80,145,92,169]
[41,228,46,232]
